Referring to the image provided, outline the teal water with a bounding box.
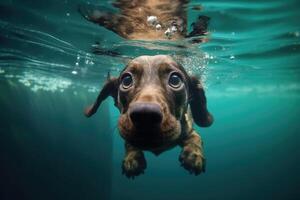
[0,0,299,199]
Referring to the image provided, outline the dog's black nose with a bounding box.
[129,103,163,127]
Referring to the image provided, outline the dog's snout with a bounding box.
[129,103,163,127]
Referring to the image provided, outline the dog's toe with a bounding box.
[179,146,205,175]
[122,153,147,178]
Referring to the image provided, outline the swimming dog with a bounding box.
[84,55,213,178]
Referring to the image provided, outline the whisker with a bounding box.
[187,95,194,103]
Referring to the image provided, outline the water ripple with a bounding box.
[0,0,299,97]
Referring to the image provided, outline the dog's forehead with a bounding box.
[129,55,179,70]
[133,55,174,63]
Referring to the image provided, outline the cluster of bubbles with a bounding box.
[146,15,182,39]
[172,51,215,89]
[71,52,94,76]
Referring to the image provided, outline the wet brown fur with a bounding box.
[79,0,209,41]
[84,55,213,178]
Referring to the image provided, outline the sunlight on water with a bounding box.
[4,70,100,93]
[18,71,72,92]
[211,83,300,98]
[0,67,5,74]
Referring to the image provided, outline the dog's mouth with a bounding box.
[125,128,179,149]
[117,100,183,150]
[118,111,181,150]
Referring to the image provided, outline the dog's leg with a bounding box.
[179,131,206,175]
[122,142,147,178]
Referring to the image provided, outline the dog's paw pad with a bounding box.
[179,146,205,175]
[122,153,146,178]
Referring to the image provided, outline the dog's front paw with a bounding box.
[122,152,147,179]
[179,145,205,175]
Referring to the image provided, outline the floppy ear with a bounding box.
[188,76,214,127]
[84,76,118,117]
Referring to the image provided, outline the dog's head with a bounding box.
[85,55,213,150]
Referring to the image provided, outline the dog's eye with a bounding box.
[121,73,133,89]
[169,73,183,88]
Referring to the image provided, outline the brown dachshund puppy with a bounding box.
[79,0,209,41]
[84,55,213,178]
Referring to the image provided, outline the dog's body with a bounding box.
[85,55,213,177]
[79,0,209,41]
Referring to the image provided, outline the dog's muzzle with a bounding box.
[129,102,163,129]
